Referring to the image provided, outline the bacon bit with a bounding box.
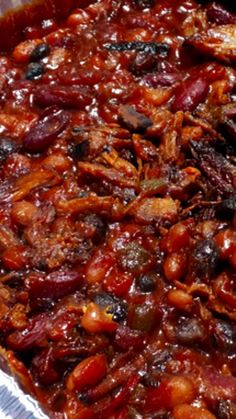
[66,354,107,392]
[81,303,118,334]
[188,24,236,64]
[93,374,140,416]
[130,197,179,223]
[118,105,152,132]
[25,270,84,300]
[56,195,114,215]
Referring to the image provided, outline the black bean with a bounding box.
[30,43,51,62]
[191,239,219,277]
[25,62,44,80]
[137,272,156,293]
[107,302,128,322]
[94,292,128,322]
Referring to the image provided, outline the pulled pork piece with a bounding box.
[188,24,236,64]
[130,197,179,223]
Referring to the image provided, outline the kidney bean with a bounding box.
[114,325,146,351]
[25,270,83,300]
[172,76,209,112]
[143,72,182,88]
[23,106,70,152]
[33,85,93,109]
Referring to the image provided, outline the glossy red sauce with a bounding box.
[0,0,236,418]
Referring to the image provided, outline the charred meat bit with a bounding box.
[187,24,236,64]
[104,42,169,56]
[118,105,153,132]
[190,141,236,196]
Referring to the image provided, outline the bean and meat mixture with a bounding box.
[1,0,236,417]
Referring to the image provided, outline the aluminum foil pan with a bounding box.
[0,2,65,416]
[0,2,89,415]
[0,369,48,419]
